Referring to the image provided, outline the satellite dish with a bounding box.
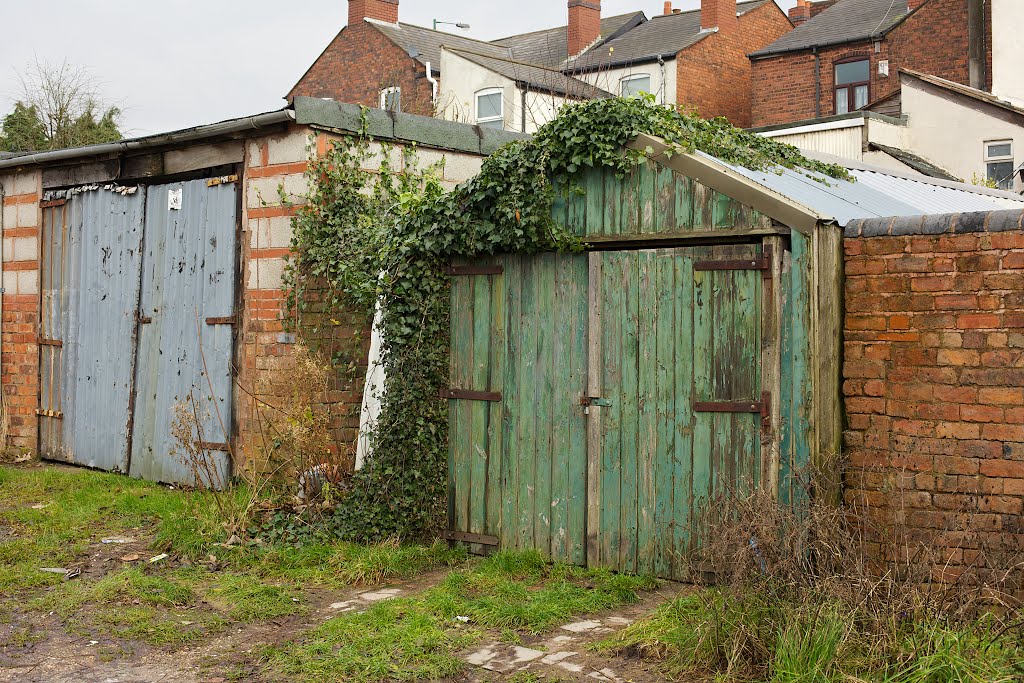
[407,46,421,59]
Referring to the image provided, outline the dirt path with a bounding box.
[0,569,453,683]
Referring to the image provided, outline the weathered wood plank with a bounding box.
[814,226,844,504]
[584,167,605,237]
[551,255,572,562]
[586,252,603,568]
[654,166,677,231]
[534,253,555,556]
[691,246,713,546]
[637,162,657,233]
[603,169,620,237]
[636,249,658,577]
[620,167,641,236]
[519,257,539,550]
[599,252,624,567]
[672,252,696,577]
[502,255,523,548]
[653,250,675,580]
[470,272,492,541]
[451,270,475,536]
[619,251,640,574]
[568,254,589,566]
[486,259,507,539]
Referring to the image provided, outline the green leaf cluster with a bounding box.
[286,97,849,542]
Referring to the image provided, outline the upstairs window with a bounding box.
[834,59,870,114]
[985,140,1015,190]
[620,74,652,98]
[380,87,401,113]
[476,88,504,129]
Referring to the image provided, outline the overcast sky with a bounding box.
[0,1,795,137]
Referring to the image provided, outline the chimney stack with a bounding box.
[664,2,673,15]
[349,0,398,26]
[906,0,926,10]
[789,0,810,25]
[568,0,601,57]
[809,0,839,18]
[701,0,738,32]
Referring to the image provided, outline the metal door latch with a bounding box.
[581,396,613,408]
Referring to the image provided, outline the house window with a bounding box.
[834,59,870,114]
[620,74,652,98]
[985,140,1015,190]
[380,87,401,113]
[476,88,504,129]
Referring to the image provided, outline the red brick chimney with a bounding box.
[789,0,810,25]
[349,0,398,25]
[568,0,601,57]
[663,1,673,15]
[701,0,738,32]
[907,0,926,10]
[809,0,838,18]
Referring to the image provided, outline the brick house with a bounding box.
[749,0,993,127]
[289,0,793,130]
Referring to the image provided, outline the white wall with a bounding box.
[758,116,913,175]
[437,49,573,133]
[901,78,1024,191]
[574,59,677,105]
[992,0,1024,106]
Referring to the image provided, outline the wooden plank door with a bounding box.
[446,253,589,563]
[586,245,766,580]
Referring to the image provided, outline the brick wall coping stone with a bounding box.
[845,209,1024,238]
[293,97,531,157]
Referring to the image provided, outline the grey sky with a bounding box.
[0,1,795,137]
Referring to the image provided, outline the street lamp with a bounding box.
[433,19,471,31]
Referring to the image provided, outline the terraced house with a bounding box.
[749,0,994,127]
[289,0,793,130]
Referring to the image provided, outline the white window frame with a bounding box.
[984,139,1015,190]
[475,88,505,129]
[379,86,401,112]
[620,73,652,98]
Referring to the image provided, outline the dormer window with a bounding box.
[380,87,401,113]
[834,59,869,114]
[476,88,504,129]
[620,74,652,98]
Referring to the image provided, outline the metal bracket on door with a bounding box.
[694,391,771,431]
[694,246,773,280]
[580,396,612,408]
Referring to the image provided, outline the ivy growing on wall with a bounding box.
[285,97,850,542]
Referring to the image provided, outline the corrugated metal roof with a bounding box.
[750,0,908,58]
[570,0,768,71]
[706,151,1024,226]
[491,12,647,68]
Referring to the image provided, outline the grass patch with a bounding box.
[206,574,306,623]
[264,549,658,682]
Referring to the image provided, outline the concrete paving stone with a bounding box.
[358,588,403,601]
[561,619,603,632]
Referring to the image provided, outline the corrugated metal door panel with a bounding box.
[130,179,236,486]
[39,188,146,471]
[589,245,763,580]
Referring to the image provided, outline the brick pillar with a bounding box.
[809,0,838,18]
[568,0,601,57]
[349,0,398,25]
[701,0,737,32]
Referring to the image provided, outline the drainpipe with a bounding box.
[967,0,986,90]
[813,46,822,118]
[521,89,528,133]
[424,62,438,105]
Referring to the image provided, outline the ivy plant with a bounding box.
[285,97,849,542]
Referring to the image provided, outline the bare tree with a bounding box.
[1,58,123,152]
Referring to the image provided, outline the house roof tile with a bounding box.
[749,0,909,58]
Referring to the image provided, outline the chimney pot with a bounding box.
[349,0,398,26]
[568,0,601,57]
[701,0,738,32]
[664,1,672,15]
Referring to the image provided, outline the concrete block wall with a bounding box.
[843,209,1024,581]
[0,170,41,450]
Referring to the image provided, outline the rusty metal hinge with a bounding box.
[207,175,239,187]
[439,388,502,402]
[694,246,773,280]
[440,530,499,546]
[40,199,68,209]
[37,338,63,347]
[695,391,770,422]
[205,315,237,326]
[36,409,64,419]
[443,264,503,276]
[138,315,153,325]
[198,441,231,452]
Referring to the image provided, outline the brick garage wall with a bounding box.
[750,0,990,127]
[0,171,41,450]
[677,1,793,127]
[288,22,436,116]
[238,123,484,472]
[843,210,1024,579]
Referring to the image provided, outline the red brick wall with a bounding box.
[349,0,398,25]
[1,174,41,451]
[288,22,435,116]
[678,2,793,127]
[751,0,991,127]
[844,220,1024,577]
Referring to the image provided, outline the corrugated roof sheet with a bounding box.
[570,0,768,71]
[706,151,1024,226]
[446,49,612,99]
[491,12,646,68]
[750,0,908,58]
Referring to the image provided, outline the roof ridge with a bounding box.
[445,46,575,74]
[489,11,643,43]
[383,19,515,52]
